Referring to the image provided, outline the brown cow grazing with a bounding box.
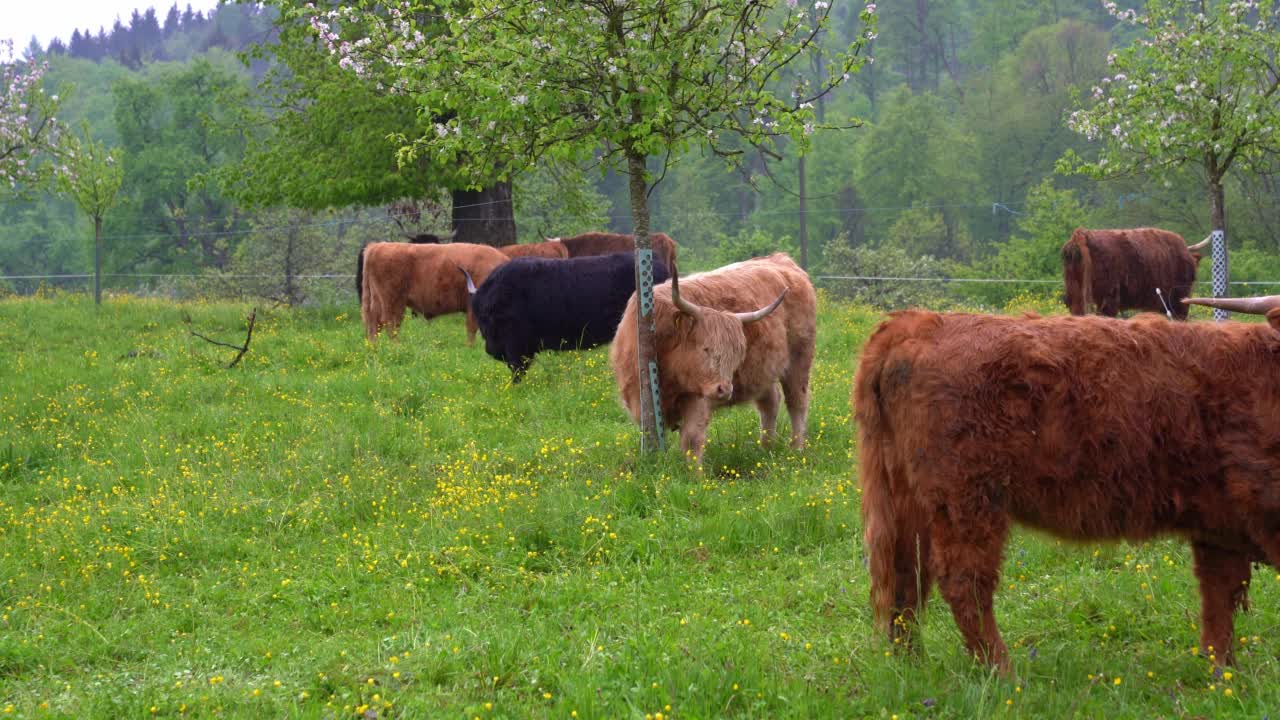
[356,232,447,301]
[499,239,570,259]
[854,297,1280,674]
[610,253,815,464]
[360,242,507,344]
[557,231,679,271]
[1062,227,1209,319]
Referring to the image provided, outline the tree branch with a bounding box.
[187,308,257,368]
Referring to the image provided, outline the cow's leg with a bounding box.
[387,303,406,339]
[889,495,934,654]
[755,384,780,445]
[781,362,811,449]
[1192,542,1251,666]
[929,503,1011,673]
[465,307,479,346]
[362,292,379,343]
[678,397,712,465]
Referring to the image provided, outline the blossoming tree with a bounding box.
[58,126,124,306]
[299,0,876,451]
[1060,0,1280,317]
[1,39,65,194]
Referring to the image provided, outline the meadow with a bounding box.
[0,292,1277,719]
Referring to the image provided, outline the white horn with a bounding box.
[459,266,478,295]
[1183,295,1280,314]
[1187,235,1212,251]
[734,287,788,324]
[669,261,704,320]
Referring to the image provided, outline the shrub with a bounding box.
[712,228,800,267]
[821,236,949,310]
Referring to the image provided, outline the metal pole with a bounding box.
[1211,229,1228,322]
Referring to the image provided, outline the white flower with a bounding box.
[512,94,528,106]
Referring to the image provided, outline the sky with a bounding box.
[2,0,222,52]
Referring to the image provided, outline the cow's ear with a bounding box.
[1267,308,1280,333]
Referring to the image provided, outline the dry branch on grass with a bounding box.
[185,308,257,368]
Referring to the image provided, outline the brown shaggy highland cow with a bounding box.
[854,296,1280,673]
[611,253,815,464]
[499,240,570,259]
[360,242,507,344]
[1062,227,1209,319]
[556,231,679,271]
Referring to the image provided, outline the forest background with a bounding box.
[3,0,1279,310]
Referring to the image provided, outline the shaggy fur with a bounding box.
[853,309,1280,673]
[470,251,669,382]
[360,242,507,344]
[1062,227,1202,319]
[610,253,816,464]
[557,232,679,272]
[355,233,445,299]
[499,240,571,260]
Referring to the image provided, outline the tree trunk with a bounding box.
[798,153,808,270]
[284,228,299,307]
[94,215,103,306]
[1208,174,1229,321]
[627,149,665,453]
[451,183,517,246]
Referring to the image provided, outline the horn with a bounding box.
[1183,295,1280,314]
[458,265,478,295]
[734,287,789,324]
[669,260,704,320]
[1187,234,1212,251]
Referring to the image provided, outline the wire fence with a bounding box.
[5,196,1279,307]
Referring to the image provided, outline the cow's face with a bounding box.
[662,264,788,401]
[665,313,749,401]
[484,333,502,361]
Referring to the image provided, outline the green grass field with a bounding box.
[1,293,1276,719]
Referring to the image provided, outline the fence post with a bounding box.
[1210,229,1228,322]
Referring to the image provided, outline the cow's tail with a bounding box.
[1061,229,1094,315]
[853,315,933,646]
[356,244,367,302]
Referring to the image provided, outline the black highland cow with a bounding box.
[464,251,670,381]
